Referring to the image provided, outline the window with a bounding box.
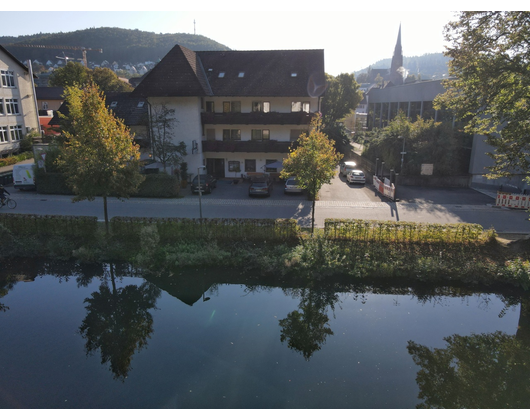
[251,129,271,141]
[1,70,15,87]
[228,161,241,173]
[219,72,225,78]
[231,101,241,113]
[252,101,270,113]
[206,129,216,141]
[291,72,298,77]
[10,125,23,141]
[0,100,3,114]
[206,101,215,112]
[110,101,118,108]
[223,129,240,140]
[42,101,49,110]
[291,101,310,112]
[0,126,7,143]
[223,102,231,113]
[5,99,19,115]
[238,72,245,78]
[265,159,278,173]
[245,159,256,172]
[137,101,144,108]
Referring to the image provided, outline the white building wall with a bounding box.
[0,52,39,155]
[203,96,319,113]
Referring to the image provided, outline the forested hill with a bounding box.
[0,27,230,65]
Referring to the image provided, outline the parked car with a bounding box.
[340,161,357,176]
[284,177,304,194]
[346,169,366,184]
[249,174,273,197]
[191,174,217,194]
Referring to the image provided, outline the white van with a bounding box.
[339,161,357,176]
[13,163,36,190]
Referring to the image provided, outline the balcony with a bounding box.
[201,111,313,125]
[202,140,294,153]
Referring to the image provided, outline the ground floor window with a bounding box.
[265,159,278,173]
[9,125,23,141]
[245,159,256,172]
[228,160,241,173]
[0,126,7,143]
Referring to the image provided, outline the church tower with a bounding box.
[389,24,404,85]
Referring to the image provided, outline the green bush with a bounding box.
[131,173,180,198]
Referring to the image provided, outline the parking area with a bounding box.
[182,168,496,206]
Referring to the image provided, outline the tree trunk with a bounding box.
[311,187,316,235]
[103,195,109,235]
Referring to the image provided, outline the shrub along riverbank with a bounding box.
[1,213,529,290]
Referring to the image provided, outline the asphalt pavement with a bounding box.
[2,172,529,235]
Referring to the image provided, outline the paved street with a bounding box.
[3,170,529,235]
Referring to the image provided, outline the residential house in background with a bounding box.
[35,86,64,135]
[132,45,326,179]
[49,91,149,156]
[0,45,39,157]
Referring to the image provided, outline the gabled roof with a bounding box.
[49,91,148,127]
[133,45,326,98]
[132,45,213,97]
[0,44,30,72]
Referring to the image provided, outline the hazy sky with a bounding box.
[0,4,494,75]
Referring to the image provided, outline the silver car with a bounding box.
[284,177,303,194]
[346,169,366,184]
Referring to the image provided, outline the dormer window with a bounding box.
[219,72,225,78]
[291,72,297,77]
[110,101,118,108]
[238,72,245,78]
[137,101,144,108]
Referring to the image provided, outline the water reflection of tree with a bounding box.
[407,297,530,409]
[79,264,161,381]
[279,284,338,361]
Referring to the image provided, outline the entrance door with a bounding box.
[206,158,225,179]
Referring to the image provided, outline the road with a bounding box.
[2,172,529,234]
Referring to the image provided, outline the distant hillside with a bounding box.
[356,52,450,80]
[0,27,230,66]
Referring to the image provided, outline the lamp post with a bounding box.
[375,158,379,180]
[197,165,206,219]
[399,136,406,174]
[381,161,385,179]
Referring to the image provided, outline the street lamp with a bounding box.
[197,165,206,219]
[398,136,406,174]
[375,158,379,180]
[381,161,385,179]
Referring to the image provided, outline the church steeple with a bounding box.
[390,24,404,85]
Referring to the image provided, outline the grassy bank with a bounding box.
[1,214,530,290]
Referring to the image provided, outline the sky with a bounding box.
[0,3,497,75]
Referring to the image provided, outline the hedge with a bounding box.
[35,170,180,198]
[110,216,300,243]
[324,219,492,244]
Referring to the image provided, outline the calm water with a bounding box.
[1,260,529,409]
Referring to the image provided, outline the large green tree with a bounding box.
[434,12,530,179]
[49,61,133,92]
[321,73,363,126]
[281,115,343,233]
[57,83,144,233]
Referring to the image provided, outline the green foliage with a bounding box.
[149,104,187,169]
[131,173,180,198]
[0,151,33,167]
[91,67,133,92]
[321,73,363,127]
[435,12,530,179]
[281,115,343,232]
[361,111,471,175]
[49,62,91,87]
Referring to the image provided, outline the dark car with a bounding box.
[249,175,273,197]
[191,174,217,194]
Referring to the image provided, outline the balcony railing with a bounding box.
[201,111,313,125]
[202,140,295,153]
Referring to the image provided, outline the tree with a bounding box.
[149,104,187,172]
[321,73,363,127]
[57,83,144,234]
[281,115,343,233]
[48,62,91,88]
[434,12,530,179]
[48,62,132,92]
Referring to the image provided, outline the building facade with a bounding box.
[132,45,325,179]
[0,45,40,157]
